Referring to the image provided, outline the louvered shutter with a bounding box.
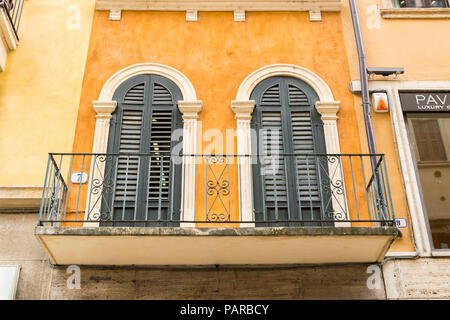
[261,111,288,203]
[147,82,178,204]
[251,77,328,226]
[115,84,145,204]
[102,75,183,226]
[288,85,320,202]
[252,81,290,223]
[259,84,288,206]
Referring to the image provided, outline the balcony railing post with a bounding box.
[38,154,52,225]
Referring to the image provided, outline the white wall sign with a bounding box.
[395,218,407,228]
[0,265,20,300]
[71,172,88,184]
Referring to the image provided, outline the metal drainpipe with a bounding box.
[349,0,392,225]
[349,0,378,166]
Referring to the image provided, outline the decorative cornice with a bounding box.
[92,100,117,118]
[315,101,340,121]
[178,100,202,119]
[186,9,198,21]
[234,10,246,22]
[309,10,322,21]
[231,100,255,120]
[96,0,342,12]
[109,9,122,20]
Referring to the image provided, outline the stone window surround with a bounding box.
[381,0,450,18]
[86,63,347,228]
[349,79,450,257]
[86,63,202,227]
[231,64,349,227]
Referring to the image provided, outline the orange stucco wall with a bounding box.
[68,10,413,249]
[73,11,359,150]
[71,10,362,225]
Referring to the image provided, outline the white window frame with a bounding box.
[381,0,450,18]
[231,64,348,227]
[84,63,201,227]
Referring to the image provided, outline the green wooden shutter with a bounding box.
[145,78,183,226]
[251,79,290,224]
[288,84,321,203]
[102,75,183,226]
[251,76,328,226]
[115,83,145,204]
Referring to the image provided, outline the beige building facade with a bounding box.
[341,0,450,299]
[0,0,95,299]
[0,0,448,300]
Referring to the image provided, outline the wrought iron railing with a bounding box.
[38,153,395,227]
[1,0,24,40]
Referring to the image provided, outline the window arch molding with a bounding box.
[86,63,201,226]
[231,64,347,226]
[97,62,198,102]
[235,64,335,102]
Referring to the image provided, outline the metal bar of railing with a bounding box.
[359,155,373,223]
[44,155,56,223]
[205,155,208,221]
[13,0,23,33]
[134,156,141,223]
[63,154,74,222]
[349,155,360,221]
[382,155,395,221]
[315,156,324,222]
[295,155,303,221]
[38,154,52,224]
[365,156,384,191]
[157,155,164,222]
[54,155,65,225]
[122,156,129,221]
[305,156,313,221]
[169,155,175,222]
[74,155,85,221]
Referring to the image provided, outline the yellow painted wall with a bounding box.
[342,0,450,81]
[0,0,95,185]
[338,0,450,252]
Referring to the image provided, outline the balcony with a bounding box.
[0,0,23,71]
[35,153,399,266]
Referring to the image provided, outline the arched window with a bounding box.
[101,74,183,226]
[251,76,331,226]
